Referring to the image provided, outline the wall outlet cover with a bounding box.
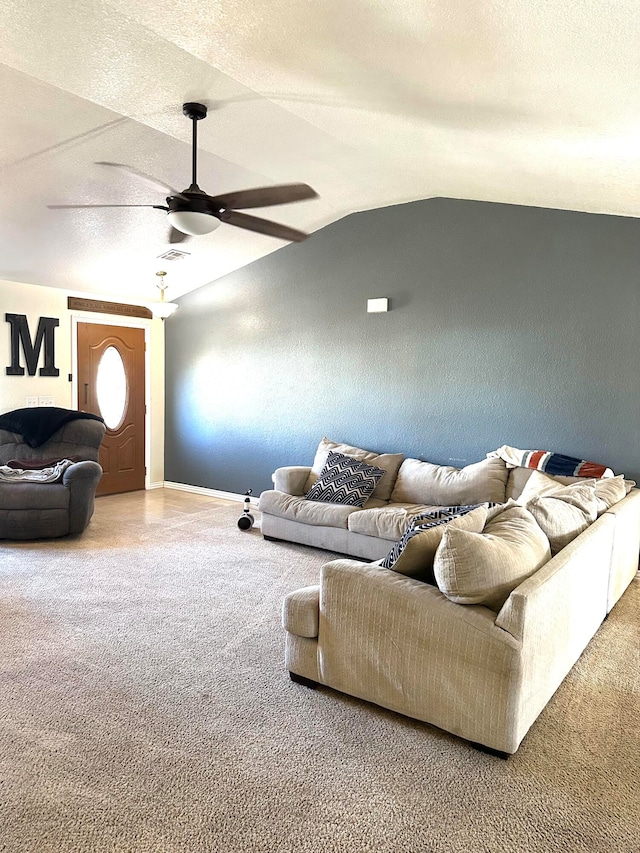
[38,396,55,407]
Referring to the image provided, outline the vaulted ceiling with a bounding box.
[1,1,639,304]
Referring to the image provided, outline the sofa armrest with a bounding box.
[272,466,312,495]
[495,513,615,643]
[602,488,640,610]
[494,513,615,745]
[283,585,320,637]
[62,460,103,533]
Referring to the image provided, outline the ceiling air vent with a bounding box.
[157,249,191,261]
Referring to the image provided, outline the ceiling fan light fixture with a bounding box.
[167,209,220,236]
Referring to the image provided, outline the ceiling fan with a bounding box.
[48,102,318,245]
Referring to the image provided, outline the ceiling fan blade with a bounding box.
[48,203,166,209]
[95,161,180,195]
[209,183,318,210]
[220,210,309,242]
[168,227,190,244]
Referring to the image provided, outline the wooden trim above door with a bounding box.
[68,297,152,319]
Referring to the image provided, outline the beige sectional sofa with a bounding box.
[262,438,640,755]
[260,438,510,560]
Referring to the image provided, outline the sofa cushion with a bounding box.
[593,475,631,512]
[0,420,105,466]
[521,481,598,555]
[434,504,551,610]
[517,469,627,516]
[514,469,566,503]
[347,502,441,540]
[305,451,386,508]
[381,505,489,582]
[0,481,70,510]
[506,466,636,501]
[390,456,509,506]
[259,489,384,529]
[305,437,404,502]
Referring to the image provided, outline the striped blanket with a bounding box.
[380,504,492,570]
[488,445,614,478]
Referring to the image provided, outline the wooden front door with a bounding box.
[77,323,146,496]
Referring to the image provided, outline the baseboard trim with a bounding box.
[147,481,164,490]
[163,481,259,507]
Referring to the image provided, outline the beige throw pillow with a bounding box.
[434,505,551,611]
[382,505,489,583]
[517,469,632,512]
[305,437,403,502]
[516,469,566,503]
[592,474,629,513]
[523,481,597,554]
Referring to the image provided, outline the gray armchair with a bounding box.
[0,417,106,539]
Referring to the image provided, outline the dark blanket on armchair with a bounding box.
[0,407,104,448]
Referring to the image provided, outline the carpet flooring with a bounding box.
[0,489,638,852]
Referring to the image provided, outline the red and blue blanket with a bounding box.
[488,445,614,478]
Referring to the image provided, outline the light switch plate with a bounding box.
[367,297,389,313]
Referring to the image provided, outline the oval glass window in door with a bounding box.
[96,345,128,429]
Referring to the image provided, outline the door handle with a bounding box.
[84,383,88,404]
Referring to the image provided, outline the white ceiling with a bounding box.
[1,1,639,304]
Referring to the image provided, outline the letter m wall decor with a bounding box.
[5,313,60,376]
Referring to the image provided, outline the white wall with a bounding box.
[1,279,71,411]
[0,278,165,486]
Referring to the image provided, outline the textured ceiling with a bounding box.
[1,0,639,304]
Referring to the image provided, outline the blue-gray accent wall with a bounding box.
[165,197,640,493]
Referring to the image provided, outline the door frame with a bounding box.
[71,312,154,491]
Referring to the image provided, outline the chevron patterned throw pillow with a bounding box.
[305,451,386,507]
